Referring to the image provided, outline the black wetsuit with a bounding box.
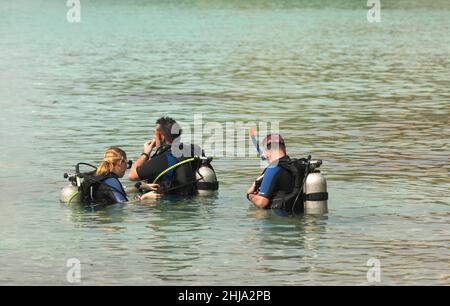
[136,143,204,196]
[137,146,178,183]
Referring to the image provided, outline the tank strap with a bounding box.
[196,181,219,190]
[303,192,328,201]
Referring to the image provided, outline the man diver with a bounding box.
[128,116,203,196]
[246,134,297,211]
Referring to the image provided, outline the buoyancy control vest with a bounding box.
[267,158,308,214]
[80,172,128,205]
[151,143,218,196]
[261,156,328,215]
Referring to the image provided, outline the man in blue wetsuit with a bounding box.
[246,134,294,210]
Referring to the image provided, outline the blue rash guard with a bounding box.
[258,156,294,207]
[163,153,178,183]
[103,177,128,203]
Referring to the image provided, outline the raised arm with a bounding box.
[128,139,155,181]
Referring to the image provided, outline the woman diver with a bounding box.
[83,147,162,205]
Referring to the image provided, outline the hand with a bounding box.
[139,191,163,200]
[143,139,156,155]
[140,183,160,191]
[247,181,257,195]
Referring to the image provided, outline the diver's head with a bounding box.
[96,147,129,178]
[156,116,182,145]
[262,134,286,162]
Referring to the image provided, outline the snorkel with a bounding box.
[249,128,265,161]
[151,128,167,158]
[155,129,163,148]
[248,128,266,190]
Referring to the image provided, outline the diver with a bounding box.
[246,134,300,213]
[78,147,161,205]
[246,133,329,215]
[128,116,211,196]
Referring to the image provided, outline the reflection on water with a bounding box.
[65,203,129,232]
[0,0,449,285]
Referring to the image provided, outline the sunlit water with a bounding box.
[0,0,449,285]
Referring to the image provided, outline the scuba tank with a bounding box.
[60,163,96,205]
[195,157,219,196]
[60,183,81,204]
[303,159,328,214]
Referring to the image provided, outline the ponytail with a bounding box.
[96,147,127,176]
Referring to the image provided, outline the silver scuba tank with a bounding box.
[60,184,81,204]
[195,157,219,196]
[303,160,328,214]
[60,170,84,205]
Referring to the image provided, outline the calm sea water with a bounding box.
[0,0,449,285]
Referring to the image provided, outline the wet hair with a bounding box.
[156,116,182,142]
[96,147,127,176]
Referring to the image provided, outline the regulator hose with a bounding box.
[152,157,197,184]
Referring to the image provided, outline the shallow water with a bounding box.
[0,0,449,285]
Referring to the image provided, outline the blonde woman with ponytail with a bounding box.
[91,147,161,205]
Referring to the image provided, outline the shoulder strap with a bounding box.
[277,160,298,182]
[82,173,127,201]
[151,145,171,158]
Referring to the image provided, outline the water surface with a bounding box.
[0,0,449,285]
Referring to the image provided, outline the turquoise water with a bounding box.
[0,0,449,285]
